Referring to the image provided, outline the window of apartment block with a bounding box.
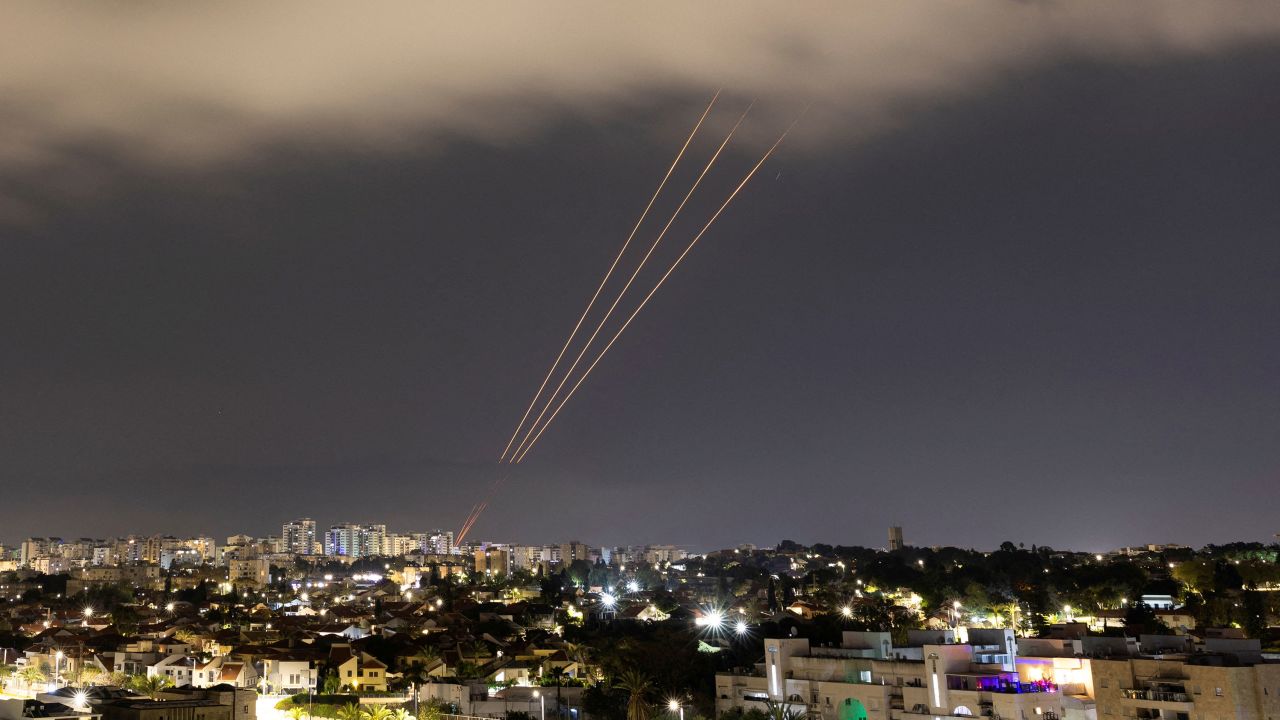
[1101,680,1110,688]
[1193,687,1200,694]
[1215,688,1223,697]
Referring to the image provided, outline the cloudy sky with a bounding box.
[3,2,1279,551]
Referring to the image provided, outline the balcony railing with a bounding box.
[1121,690,1190,703]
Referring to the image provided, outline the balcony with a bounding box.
[1118,689,1193,712]
[1122,690,1190,703]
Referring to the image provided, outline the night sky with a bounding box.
[3,4,1279,551]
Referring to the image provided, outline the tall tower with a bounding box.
[283,518,317,555]
[888,525,904,551]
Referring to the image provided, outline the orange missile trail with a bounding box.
[456,473,509,543]
[497,91,721,462]
[512,115,804,464]
[508,103,754,463]
[456,503,481,543]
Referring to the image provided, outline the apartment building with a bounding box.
[1091,647,1280,720]
[718,630,1058,720]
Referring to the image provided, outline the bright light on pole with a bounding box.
[669,700,684,720]
[697,609,724,631]
[840,606,852,618]
[734,620,748,636]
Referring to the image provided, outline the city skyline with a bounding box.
[4,4,1280,549]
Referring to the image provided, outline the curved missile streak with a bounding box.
[507,103,754,463]
[512,116,803,465]
[497,91,721,461]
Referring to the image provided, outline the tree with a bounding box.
[400,657,438,717]
[19,663,47,688]
[173,628,200,646]
[361,707,394,720]
[324,670,342,695]
[288,707,308,720]
[1123,602,1169,636]
[79,665,103,687]
[546,666,568,717]
[129,674,174,700]
[763,700,807,720]
[614,670,654,720]
[337,704,363,720]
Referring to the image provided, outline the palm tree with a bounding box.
[561,642,591,678]
[764,700,807,720]
[361,706,394,720]
[389,710,411,720]
[614,670,653,720]
[469,640,488,666]
[414,646,443,675]
[129,674,173,700]
[173,628,200,646]
[18,663,47,689]
[545,666,567,719]
[337,704,363,720]
[399,657,438,718]
[288,706,308,720]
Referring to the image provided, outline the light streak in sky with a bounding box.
[498,91,721,461]
[512,114,803,464]
[507,102,753,463]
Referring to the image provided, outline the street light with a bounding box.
[55,650,64,686]
[668,700,684,720]
[534,690,545,720]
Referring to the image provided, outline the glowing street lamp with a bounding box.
[840,606,853,618]
[668,700,684,720]
[534,689,545,720]
[697,609,725,631]
[734,620,749,636]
